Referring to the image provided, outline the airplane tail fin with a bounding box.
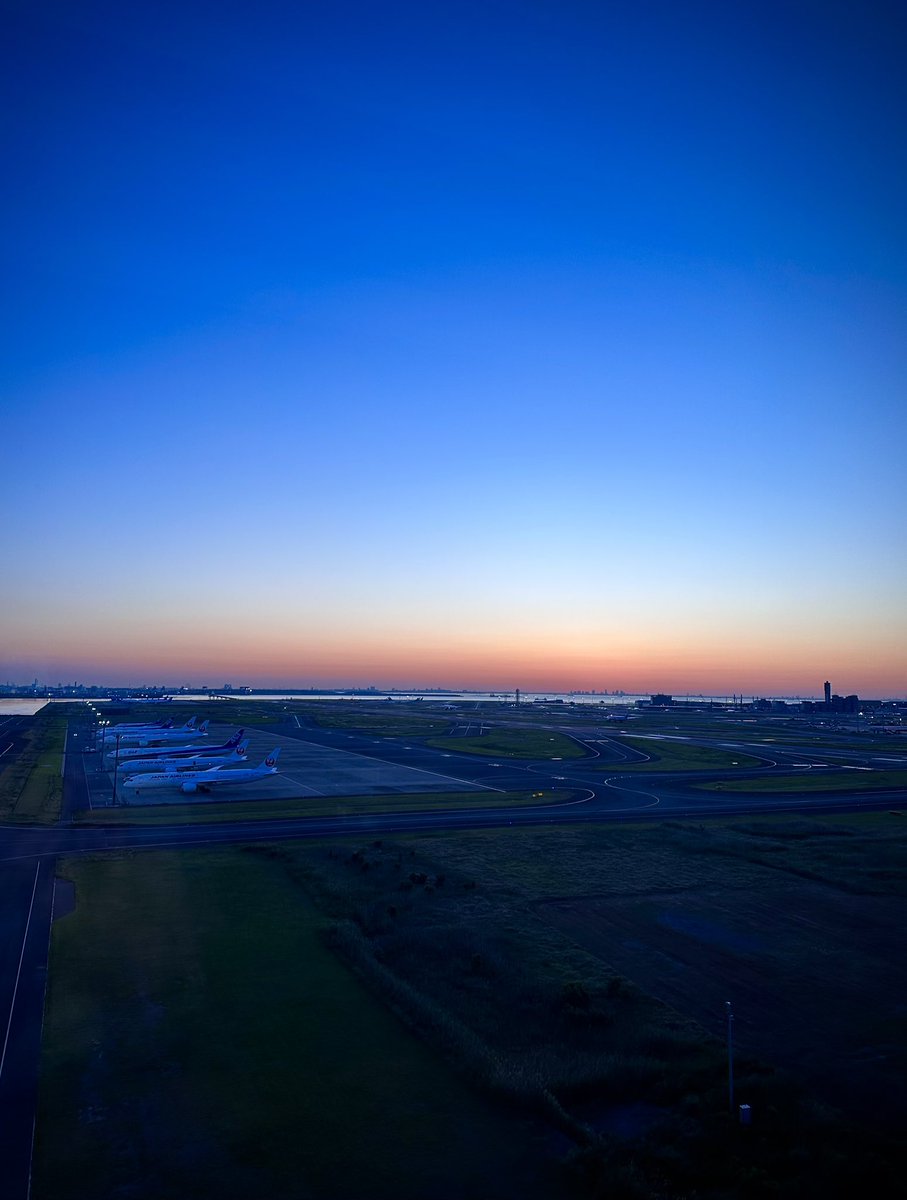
[224,728,245,748]
[183,717,197,729]
[235,739,250,756]
[263,748,281,769]
[160,719,174,729]
[197,720,209,733]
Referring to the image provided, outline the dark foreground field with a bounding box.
[34,849,564,1200]
[34,812,907,1198]
[538,834,907,1121]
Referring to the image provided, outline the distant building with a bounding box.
[803,688,860,715]
[650,693,673,706]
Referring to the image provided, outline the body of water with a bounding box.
[108,691,814,706]
[5,691,820,714]
[0,698,50,716]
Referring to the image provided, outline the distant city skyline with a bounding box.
[3,2,904,698]
[1,661,901,701]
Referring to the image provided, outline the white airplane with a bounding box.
[119,739,250,774]
[104,720,209,748]
[110,728,245,761]
[106,717,177,732]
[124,748,281,795]
[102,716,196,741]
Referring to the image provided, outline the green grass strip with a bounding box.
[425,729,584,759]
[34,849,564,1200]
[308,711,452,737]
[605,736,765,772]
[697,770,907,794]
[75,789,570,825]
[0,714,66,822]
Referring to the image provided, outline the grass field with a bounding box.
[606,714,905,753]
[74,788,567,825]
[0,712,66,822]
[699,769,907,793]
[94,701,289,730]
[34,849,566,1200]
[34,815,907,1198]
[426,728,585,759]
[605,736,765,772]
[306,708,452,737]
[282,814,906,1197]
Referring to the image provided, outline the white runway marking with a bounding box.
[630,734,690,742]
[275,773,326,796]
[286,738,503,792]
[367,758,503,796]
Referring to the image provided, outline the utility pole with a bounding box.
[726,1001,735,1112]
[111,733,121,805]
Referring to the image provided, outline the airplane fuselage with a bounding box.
[104,727,207,748]
[120,749,247,774]
[111,741,210,760]
[110,731,242,761]
[126,751,280,793]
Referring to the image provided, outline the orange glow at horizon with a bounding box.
[9,619,904,697]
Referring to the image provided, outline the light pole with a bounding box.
[111,733,121,805]
[726,1001,735,1113]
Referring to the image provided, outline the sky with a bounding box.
[2,0,905,696]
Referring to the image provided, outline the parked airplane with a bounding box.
[106,718,177,732]
[104,720,209,748]
[110,728,245,761]
[119,740,250,774]
[124,748,281,795]
[102,716,196,741]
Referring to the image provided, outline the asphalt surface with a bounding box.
[1,711,905,1197]
[0,857,53,1200]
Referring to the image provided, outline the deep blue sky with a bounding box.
[2,1,905,692]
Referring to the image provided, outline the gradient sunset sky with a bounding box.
[2,0,905,695]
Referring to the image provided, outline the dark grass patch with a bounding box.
[280,817,906,1196]
[699,769,907,793]
[425,729,585,759]
[605,736,765,771]
[305,707,451,737]
[34,849,567,1200]
[0,710,66,822]
[74,789,568,825]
